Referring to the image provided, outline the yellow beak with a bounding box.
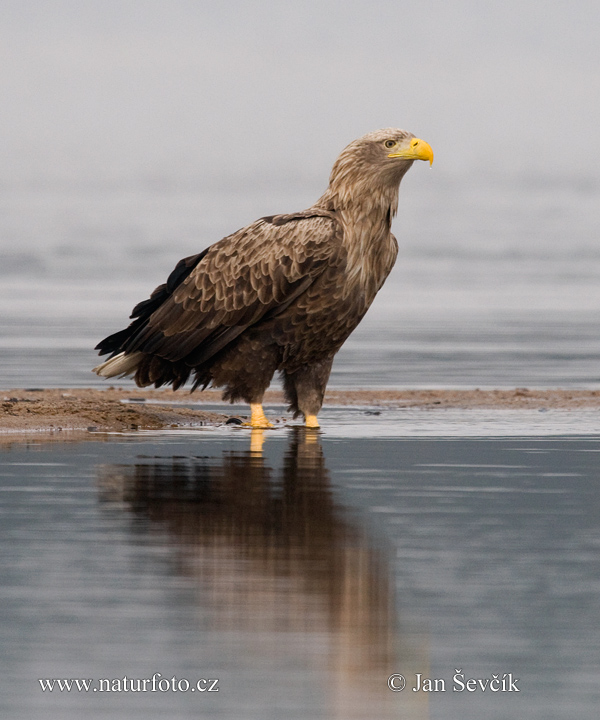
[388,137,434,166]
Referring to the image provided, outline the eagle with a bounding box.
[94,129,433,428]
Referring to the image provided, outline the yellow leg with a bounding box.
[242,403,274,429]
[304,414,320,429]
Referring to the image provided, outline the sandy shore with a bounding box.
[1,386,599,435]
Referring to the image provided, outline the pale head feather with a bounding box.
[316,128,416,216]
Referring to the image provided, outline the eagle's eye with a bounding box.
[384,140,396,149]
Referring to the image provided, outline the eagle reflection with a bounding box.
[99,429,427,718]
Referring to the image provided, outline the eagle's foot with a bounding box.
[304,414,320,429]
[243,403,274,429]
[242,419,274,429]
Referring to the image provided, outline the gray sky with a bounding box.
[1,0,598,187]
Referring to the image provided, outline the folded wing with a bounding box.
[95,210,344,386]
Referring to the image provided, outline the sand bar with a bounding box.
[1,386,600,435]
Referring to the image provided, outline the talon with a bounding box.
[243,403,274,429]
[242,420,274,429]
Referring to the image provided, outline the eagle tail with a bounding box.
[93,351,144,378]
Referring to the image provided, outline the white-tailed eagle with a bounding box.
[94,129,433,427]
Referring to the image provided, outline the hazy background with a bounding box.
[1,0,599,388]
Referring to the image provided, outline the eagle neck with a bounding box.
[314,181,400,301]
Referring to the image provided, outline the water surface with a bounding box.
[2,422,599,719]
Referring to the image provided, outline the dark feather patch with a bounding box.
[95,251,207,357]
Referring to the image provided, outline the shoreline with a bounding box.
[1,386,600,435]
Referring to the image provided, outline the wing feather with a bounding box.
[115,211,343,366]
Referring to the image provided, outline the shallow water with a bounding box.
[2,420,599,719]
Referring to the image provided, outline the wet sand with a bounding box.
[2,386,600,434]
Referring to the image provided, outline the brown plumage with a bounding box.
[94,128,433,427]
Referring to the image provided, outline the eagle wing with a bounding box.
[96,210,344,371]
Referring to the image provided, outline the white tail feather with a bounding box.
[93,352,144,378]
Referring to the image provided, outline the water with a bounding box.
[1,175,599,390]
[2,421,600,719]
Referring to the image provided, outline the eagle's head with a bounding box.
[324,128,433,212]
